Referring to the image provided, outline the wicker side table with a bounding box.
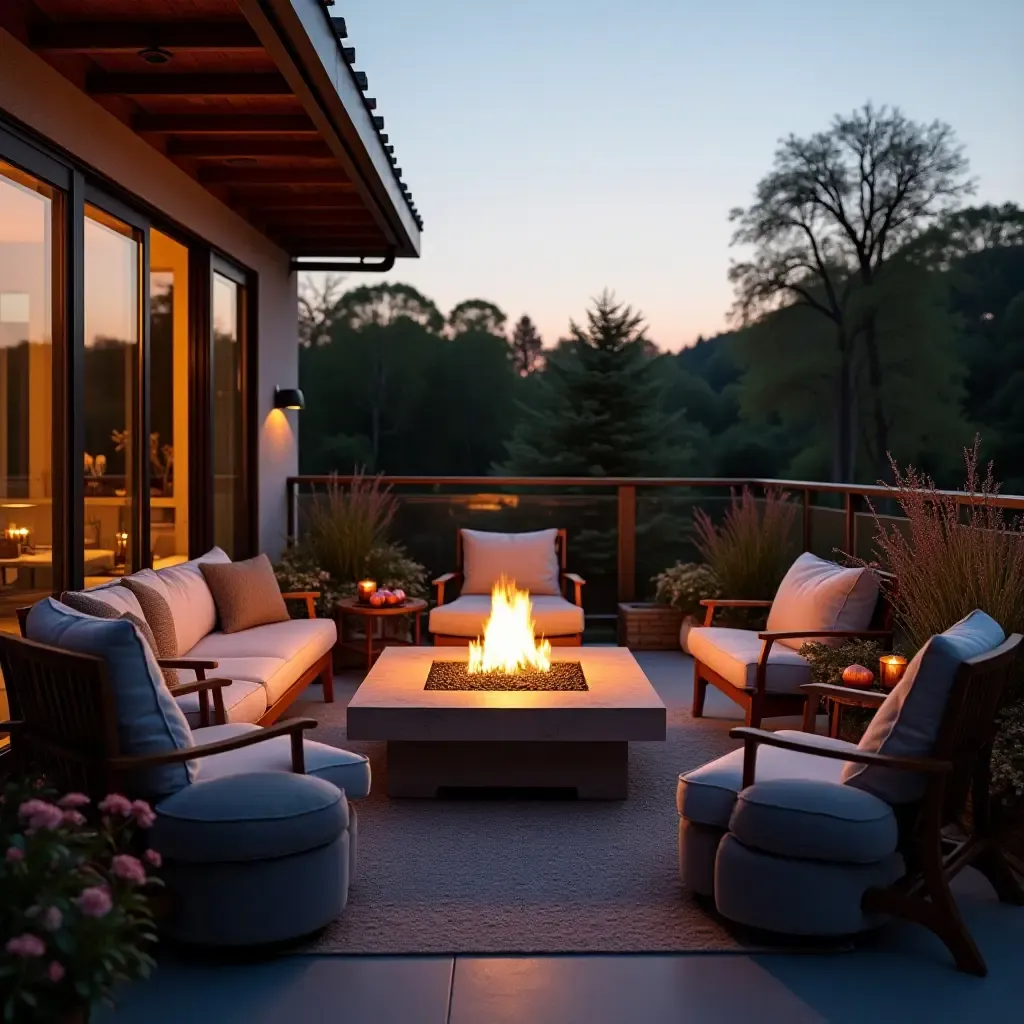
[335,597,428,672]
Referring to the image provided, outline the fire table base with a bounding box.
[385,740,628,799]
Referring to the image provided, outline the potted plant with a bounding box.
[1,777,161,1023]
[652,562,721,653]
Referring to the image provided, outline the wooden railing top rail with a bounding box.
[287,475,1024,510]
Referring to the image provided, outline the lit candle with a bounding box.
[879,655,907,689]
[357,579,377,603]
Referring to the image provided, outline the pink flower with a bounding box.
[130,800,156,829]
[17,800,63,831]
[58,793,90,809]
[143,849,162,868]
[76,886,112,918]
[112,854,147,885]
[47,961,65,983]
[5,934,45,958]
[5,846,24,863]
[40,906,63,932]
[61,810,86,828]
[98,794,133,817]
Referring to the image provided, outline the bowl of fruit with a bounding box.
[368,588,407,608]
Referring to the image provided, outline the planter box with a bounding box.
[617,602,685,650]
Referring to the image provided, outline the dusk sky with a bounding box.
[339,0,1024,351]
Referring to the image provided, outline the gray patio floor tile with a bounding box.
[447,954,824,1024]
[98,955,454,1024]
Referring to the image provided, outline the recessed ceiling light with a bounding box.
[138,47,172,65]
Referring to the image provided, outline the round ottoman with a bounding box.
[152,772,350,945]
[714,778,905,936]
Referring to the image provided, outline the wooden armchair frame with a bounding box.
[730,633,1024,976]
[15,589,334,728]
[0,632,317,799]
[431,528,586,646]
[692,570,896,729]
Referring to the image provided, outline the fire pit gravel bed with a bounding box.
[424,661,588,692]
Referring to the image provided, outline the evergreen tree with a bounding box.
[510,315,543,376]
[500,291,689,476]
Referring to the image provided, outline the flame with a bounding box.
[467,577,552,674]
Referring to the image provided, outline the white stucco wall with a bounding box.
[0,28,299,558]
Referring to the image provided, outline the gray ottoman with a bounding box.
[152,772,351,945]
[714,778,904,935]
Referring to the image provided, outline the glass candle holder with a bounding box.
[357,579,376,603]
[879,654,908,689]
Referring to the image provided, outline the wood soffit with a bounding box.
[2,0,422,257]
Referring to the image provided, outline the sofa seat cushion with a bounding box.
[688,626,811,693]
[192,723,371,799]
[677,730,856,828]
[730,778,898,863]
[429,595,584,637]
[25,598,196,797]
[461,528,561,596]
[152,771,346,863]
[176,679,268,728]
[187,618,336,666]
[766,553,880,651]
[843,609,1005,804]
[177,655,300,709]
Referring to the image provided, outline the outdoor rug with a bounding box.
[288,651,795,955]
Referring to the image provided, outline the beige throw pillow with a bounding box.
[120,578,180,659]
[60,591,178,686]
[200,554,289,634]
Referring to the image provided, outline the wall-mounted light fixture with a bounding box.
[274,386,305,411]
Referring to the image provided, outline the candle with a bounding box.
[879,655,907,689]
[357,579,377,603]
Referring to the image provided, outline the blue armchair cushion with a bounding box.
[730,778,898,863]
[152,772,346,862]
[843,610,1005,802]
[25,597,196,797]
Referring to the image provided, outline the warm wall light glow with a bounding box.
[468,578,551,674]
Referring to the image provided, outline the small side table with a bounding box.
[801,682,887,738]
[336,597,428,672]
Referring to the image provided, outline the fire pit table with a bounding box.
[347,646,666,798]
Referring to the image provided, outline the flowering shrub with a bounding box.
[1,778,160,1021]
[652,562,721,618]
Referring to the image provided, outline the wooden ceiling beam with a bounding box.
[134,114,315,134]
[87,73,291,97]
[31,22,262,54]
[202,167,353,186]
[167,138,333,159]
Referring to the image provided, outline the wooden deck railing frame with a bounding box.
[286,475,1024,603]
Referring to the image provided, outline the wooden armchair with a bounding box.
[729,633,1023,976]
[0,632,316,799]
[691,560,894,728]
[431,528,586,646]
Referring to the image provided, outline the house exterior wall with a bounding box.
[0,28,299,558]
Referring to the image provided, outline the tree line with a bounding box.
[299,103,1024,492]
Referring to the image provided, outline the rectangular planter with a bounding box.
[617,602,685,650]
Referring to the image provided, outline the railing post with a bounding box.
[802,488,811,552]
[617,485,636,602]
[844,492,856,556]
[286,479,296,547]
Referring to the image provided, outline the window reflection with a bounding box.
[212,272,243,557]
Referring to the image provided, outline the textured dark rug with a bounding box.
[287,651,798,955]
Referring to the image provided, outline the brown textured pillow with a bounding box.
[200,554,289,634]
[60,591,178,686]
[120,578,180,659]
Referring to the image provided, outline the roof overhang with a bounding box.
[1,0,421,261]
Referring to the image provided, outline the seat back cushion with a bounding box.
[199,554,290,634]
[765,552,879,651]
[121,547,230,656]
[461,528,560,596]
[71,581,146,621]
[842,610,1005,803]
[25,598,197,797]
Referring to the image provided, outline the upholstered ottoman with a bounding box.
[152,772,352,945]
[714,779,904,935]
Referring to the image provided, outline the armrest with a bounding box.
[700,598,773,626]
[110,718,318,774]
[800,682,888,708]
[167,677,232,699]
[282,591,320,619]
[758,629,893,642]
[432,572,460,606]
[562,571,585,606]
[729,725,951,788]
[167,677,232,727]
[158,658,219,672]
